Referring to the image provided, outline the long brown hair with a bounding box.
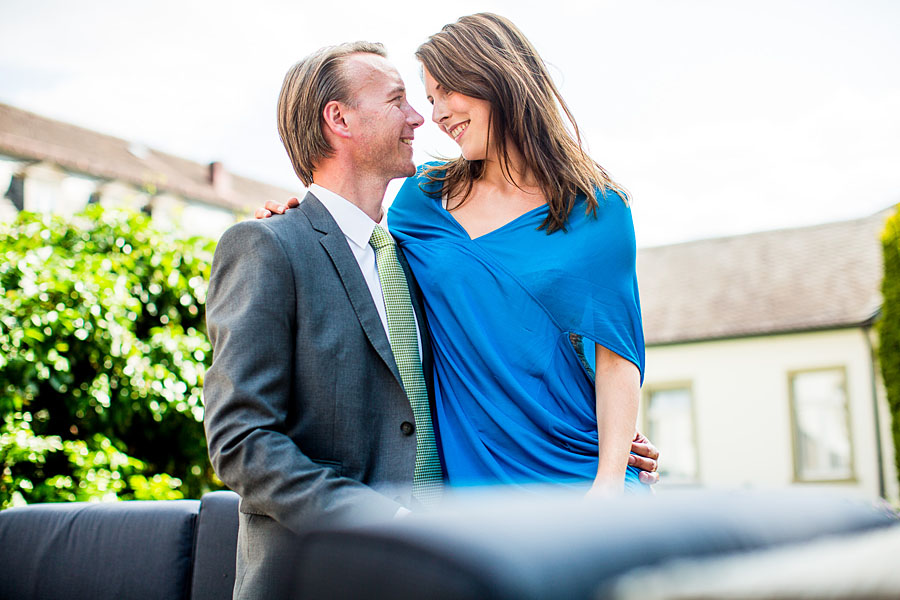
[415,13,627,233]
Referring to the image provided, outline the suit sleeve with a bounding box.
[203,221,401,533]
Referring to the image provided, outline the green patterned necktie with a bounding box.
[369,225,443,506]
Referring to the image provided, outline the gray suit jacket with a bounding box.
[203,193,438,598]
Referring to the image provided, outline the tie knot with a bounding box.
[369,225,394,250]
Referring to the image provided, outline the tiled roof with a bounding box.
[638,208,893,345]
[0,102,297,212]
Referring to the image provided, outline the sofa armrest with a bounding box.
[190,490,239,600]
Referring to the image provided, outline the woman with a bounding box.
[262,13,654,494]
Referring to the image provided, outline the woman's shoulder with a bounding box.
[596,186,635,230]
[567,186,632,229]
[565,187,635,254]
[593,185,630,211]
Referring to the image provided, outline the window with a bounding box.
[644,386,698,483]
[790,368,853,482]
[5,174,24,211]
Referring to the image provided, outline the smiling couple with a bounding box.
[203,13,660,599]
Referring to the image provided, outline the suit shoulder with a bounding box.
[216,213,316,265]
[221,211,312,242]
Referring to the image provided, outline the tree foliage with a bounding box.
[878,206,900,492]
[0,206,221,508]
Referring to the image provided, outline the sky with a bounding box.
[1,0,898,247]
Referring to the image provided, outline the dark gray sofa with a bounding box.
[0,488,895,600]
[0,490,239,600]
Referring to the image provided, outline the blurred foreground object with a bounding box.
[294,487,897,599]
[608,514,900,599]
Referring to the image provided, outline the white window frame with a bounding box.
[643,382,699,485]
[788,366,856,483]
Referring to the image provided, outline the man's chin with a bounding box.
[390,162,417,180]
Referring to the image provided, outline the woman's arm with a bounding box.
[590,344,641,495]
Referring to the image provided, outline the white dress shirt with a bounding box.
[308,184,422,358]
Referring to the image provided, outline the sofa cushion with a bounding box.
[0,499,200,600]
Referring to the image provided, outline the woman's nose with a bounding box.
[431,100,449,125]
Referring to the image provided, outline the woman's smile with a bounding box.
[448,121,469,141]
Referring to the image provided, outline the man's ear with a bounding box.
[322,100,352,139]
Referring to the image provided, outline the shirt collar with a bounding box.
[308,183,386,250]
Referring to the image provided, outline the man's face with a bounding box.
[342,54,424,181]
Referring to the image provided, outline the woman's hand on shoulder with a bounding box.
[255,197,300,219]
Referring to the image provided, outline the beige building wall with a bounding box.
[643,328,898,502]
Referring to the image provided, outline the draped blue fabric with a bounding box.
[389,165,647,491]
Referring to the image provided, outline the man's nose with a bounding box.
[406,103,425,128]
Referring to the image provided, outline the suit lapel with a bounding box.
[300,193,404,389]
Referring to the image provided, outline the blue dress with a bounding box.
[389,165,647,492]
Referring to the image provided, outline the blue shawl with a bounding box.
[389,165,646,488]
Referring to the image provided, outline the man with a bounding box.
[205,41,659,598]
[204,42,439,598]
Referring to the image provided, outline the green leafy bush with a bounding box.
[0,206,221,508]
[879,205,900,491]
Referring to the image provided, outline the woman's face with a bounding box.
[423,67,492,161]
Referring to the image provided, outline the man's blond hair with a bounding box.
[277,41,387,186]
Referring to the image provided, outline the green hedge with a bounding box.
[0,206,221,508]
[879,205,900,491]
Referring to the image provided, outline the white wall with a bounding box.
[644,328,898,502]
[147,193,237,239]
[58,173,99,217]
[19,162,101,217]
[22,162,67,213]
[96,180,149,211]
